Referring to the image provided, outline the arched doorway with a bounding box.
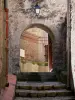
[20,24,54,72]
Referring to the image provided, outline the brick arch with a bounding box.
[20,23,54,71]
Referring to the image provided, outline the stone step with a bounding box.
[16,82,66,90]
[15,96,75,100]
[17,72,57,82]
[15,89,73,97]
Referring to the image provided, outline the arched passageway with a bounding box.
[20,24,54,72]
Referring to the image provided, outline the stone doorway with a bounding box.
[19,24,54,72]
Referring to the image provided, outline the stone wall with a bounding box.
[8,0,67,73]
[55,17,67,72]
[71,0,75,89]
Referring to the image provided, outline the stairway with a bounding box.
[14,72,75,100]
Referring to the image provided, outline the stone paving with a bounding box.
[0,74,16,100]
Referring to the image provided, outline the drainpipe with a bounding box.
[4,0,9,85]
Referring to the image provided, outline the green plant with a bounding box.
[32,61,48,66]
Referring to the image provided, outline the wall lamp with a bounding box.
[34,4,40,15]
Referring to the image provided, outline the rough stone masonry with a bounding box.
[8,0,67,73]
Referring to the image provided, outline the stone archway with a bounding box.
[24,24,54,41]
[20,23,55,72]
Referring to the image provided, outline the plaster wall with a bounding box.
[20,34,38,61]
[26,28,48,62]
[0,0,7,88]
